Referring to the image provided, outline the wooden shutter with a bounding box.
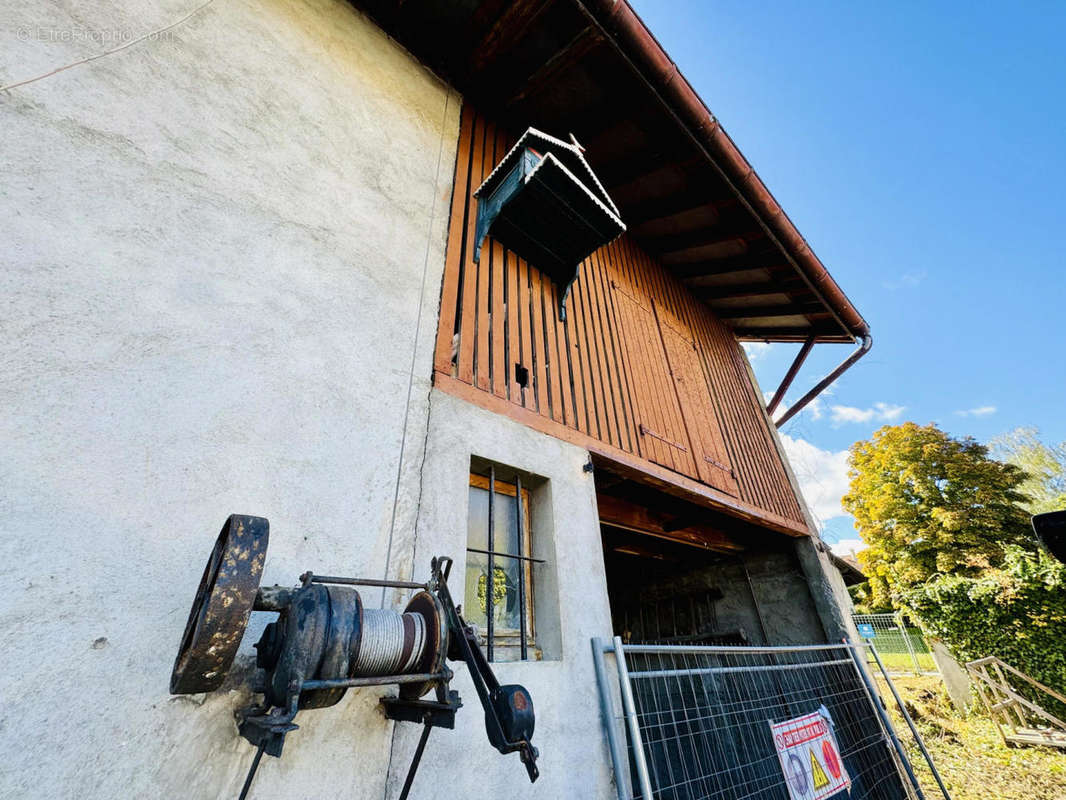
[658,316,739,496]
[612,285,698,478]
[613,282,737,495]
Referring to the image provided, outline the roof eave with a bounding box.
[575,0,869,342]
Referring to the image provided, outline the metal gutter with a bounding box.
[577,0,871,342]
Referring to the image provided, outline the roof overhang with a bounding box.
[351,0,869,345]
[830,553,867,586]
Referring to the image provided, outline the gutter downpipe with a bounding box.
[773,334,872,427]
[574,0,871,343]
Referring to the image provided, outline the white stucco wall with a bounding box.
[384,389,617,800]
[1,0,463,796]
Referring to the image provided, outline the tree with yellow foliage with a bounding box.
[842,422,1035,609]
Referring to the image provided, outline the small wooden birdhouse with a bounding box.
[473,128,625,319]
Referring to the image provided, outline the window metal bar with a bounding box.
[464,547,544,564]
[516,472,528,661]
[487,465,495,663]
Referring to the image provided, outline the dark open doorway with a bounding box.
[595,467,828,647]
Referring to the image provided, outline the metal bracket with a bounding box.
[772,334,872,427]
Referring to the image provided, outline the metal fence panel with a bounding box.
[852,614,936,675]
[594,640,924,800]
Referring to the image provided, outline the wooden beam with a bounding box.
[688,280,808,300]
[596,493,743,552]
[659,231,766,265]
[734,326,851,342]
[669,249,789,279]
[629,203,721,238]
[621,192,738,228]
[598,155,705,197]
[715,303,828,320]
[637,206,761,254]
[503,26,604,108]
[661,513,703,532]
[468,0,554,73]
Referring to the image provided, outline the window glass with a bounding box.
[465,475,534,650]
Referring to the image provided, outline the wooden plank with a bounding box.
[541,269,564,424]
[605,242,643,454]
[611,245,663,465]
[490,125,508,399]
[577,259,617,447]
[529,265,549,416]
[474,120,493,393]
[719,306,804,518]
[613,285,681,472]
[566,265,595,435]
[457,112,487,385]
[629,246,697,475]
[650,307,700,478]
[433,104,474,375]
[561,281,587,432]
[696,305,776,513]
[517,256,535,409]
[659,258,749,499]
[652,267,740,493]
[506,251,522,402]
[590,246,635,453]
[588,250,627,449]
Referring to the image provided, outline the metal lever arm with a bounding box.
[432,558,540,782]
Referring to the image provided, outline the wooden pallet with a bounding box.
[967,656,1066,750]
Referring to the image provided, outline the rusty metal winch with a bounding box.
[170,515,539,799]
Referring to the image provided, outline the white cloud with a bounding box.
[742,341,773,362]
[956,405,997,417]
[830,405,875,424]
[882,270,927,290]
[830,538,867,557]
[829,402,905,426]
[779,433,851,530]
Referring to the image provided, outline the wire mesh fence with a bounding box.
[593,639,944,800]
[853,614,937,676]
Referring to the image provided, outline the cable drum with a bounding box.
[352,608,427,677]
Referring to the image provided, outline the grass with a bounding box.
[874,650,937,675]
[865,627,938,673]
[878,675,1066,800]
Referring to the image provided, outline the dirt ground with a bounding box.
[882,675,1066,800]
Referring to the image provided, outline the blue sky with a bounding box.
[632,0,1066,551]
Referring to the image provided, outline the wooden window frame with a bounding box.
[467,472,537,659]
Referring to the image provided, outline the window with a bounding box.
[465,470,539,661]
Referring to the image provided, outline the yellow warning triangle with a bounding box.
[810,748,830,790]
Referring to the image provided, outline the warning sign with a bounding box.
[769,708,851,800]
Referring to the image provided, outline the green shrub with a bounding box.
[904,546,1066,709]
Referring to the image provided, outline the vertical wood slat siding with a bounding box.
[435,106,805,526]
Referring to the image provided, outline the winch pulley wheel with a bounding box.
[170,515,268,694]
